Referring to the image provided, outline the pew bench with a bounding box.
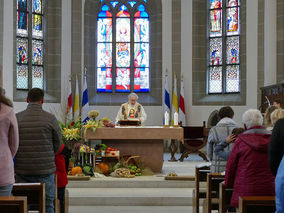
[219,181,235,213]
[12,183,45,213]
[193,163,211,213]
[0,196,27,213]
[239,196,276,213]
[203,173,225,213]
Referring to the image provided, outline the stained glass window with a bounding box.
[96,0,150,93]
[16,0,44,90]
[208,0,240,93]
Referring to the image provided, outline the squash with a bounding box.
[71,166,82,176]
[98,163,109,175]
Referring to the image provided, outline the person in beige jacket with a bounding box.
[0,88,19,196]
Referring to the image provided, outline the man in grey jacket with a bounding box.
[207,106,238,173]
[15,88,62,213]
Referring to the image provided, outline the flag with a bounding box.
[179,78,186,126]
[82,74,89,123]
[171,73,179,125]
[66,78,72,124]
[73,75,80,122]
[164,73,171,114]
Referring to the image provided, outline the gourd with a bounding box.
[98,163,109,175]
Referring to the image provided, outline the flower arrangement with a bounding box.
[62,127,81,141]
[82,119,102,136]
[58,120,82,144]
[88,110,100,121]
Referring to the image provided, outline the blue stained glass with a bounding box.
[18,0,27,11]
[33,0,42,14]
[97,43,112,67]
[110,1,118,7]
[17,11,28,36]
[134,68,150,92]
[135,5,149,17]
[143,0,147,2]
[32,40,43,66]
[138,4,145,11]
[98,5,112,17]
[120,5,127,11]
[97,68,112,92]
[129,1,136,7]
[116,43,130,67]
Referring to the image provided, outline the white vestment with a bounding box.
[115,102,147,124]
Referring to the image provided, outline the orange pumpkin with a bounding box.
[98,163,109,175]
[71,167,82,176]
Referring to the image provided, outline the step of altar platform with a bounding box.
[69,206,202,213]
[68,187,194,206]
[67,176,195,188]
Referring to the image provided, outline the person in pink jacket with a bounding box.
[225,109,275,207]
[0,88,19,196]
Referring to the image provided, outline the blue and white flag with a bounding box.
[164,73,171,115]
[82,74,90,123]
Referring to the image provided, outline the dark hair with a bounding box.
[218,106,234,119]
[274,99,282,105]
[232,128,244,136]
[28,88,44,102]
[0,87,13,109]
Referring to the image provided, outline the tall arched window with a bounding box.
[16,0,44,90]
[207,0,240,94]
[97,0,150,93]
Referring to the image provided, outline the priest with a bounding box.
[115,93,147,125]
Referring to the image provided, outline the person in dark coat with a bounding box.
[55,144,70,213]
[225,109,275,207]
[269,118,284,176]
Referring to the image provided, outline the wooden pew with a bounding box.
[219,181,234,213]
[239,196,276,213]
[0,196,27,213]
[193,163,211,213]
[12,183,45,213]
[204,173,225,213]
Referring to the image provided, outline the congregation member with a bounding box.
[213,127,244,160]
[15,88,62,213]
[273,99,282,108]
[264,105,278,131]
[225,109,275,208]
[115,93,147,124]
[0,88,19,196]
[207,106,237,173]
[269,116,284,213]
[271,109,284,127]
[55,144,70,213]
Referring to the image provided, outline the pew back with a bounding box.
[195,164,211,213]
[239,196,275,213]
[0,196,27,213]
[219,181,234,213]
[12,183,45,213]
[205,173,225,213]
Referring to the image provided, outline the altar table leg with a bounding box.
[168,140,178,162]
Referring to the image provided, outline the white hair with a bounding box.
[242,109,263,129]
[128,93,138,100]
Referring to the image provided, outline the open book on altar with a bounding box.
[118,119,141,126]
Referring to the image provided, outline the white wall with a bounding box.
[1,0,277,126]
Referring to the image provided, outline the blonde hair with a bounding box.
[271,109,284,126]
[264,106,278,128]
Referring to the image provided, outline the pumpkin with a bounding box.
[98,163,109,175]
[71,166,82,176]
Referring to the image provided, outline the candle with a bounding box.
[164,111,169,126]
[174,112,179,126]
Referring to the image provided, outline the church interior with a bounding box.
[0,0,283,212]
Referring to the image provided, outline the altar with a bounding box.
[83,126,184,173]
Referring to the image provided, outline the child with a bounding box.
[55,144,70,213]
[213,128,244,160]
